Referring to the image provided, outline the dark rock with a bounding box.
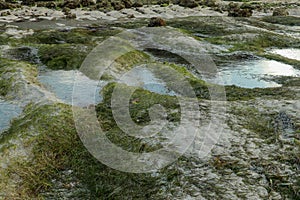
[6,46,39,63]
[80,0,96,7]
[0,10,10,16]
[132,2,143,7]
[240,3,255,10]
[179,0,198,8]
[122,0,132,8]
[4,0,18,3]
[35,0,56,2]
[127,13,135,18]
[62,6,76,18]
[62,0,80,9]
[96,0,111,10]
[227,2,239,10]
[273,8,289,16]
[38,1,57,9]
[66,13,76,19]
[47,1,57,8]
[239,8,253,17]
[227,3,253,17]
[201,0,217,7]
[213,4,224,13]
[273,111,294,134]
[158,0,170,6]
[62,7,71,13]
[0,1,19,9]
[111,1,125,10]
[21,0,35,6]
[148,17,166,27]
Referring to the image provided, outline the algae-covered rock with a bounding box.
[201,0,217,7]
[22,27,121,45]
[273,7,289,16]
[4,46,39,63]
[101,50,151,80]
[148,17,167,27]
[111,1,125,10]
[22,29,90,44]
[0,103,87,198]
[36,1,57,8]
[122,0,133,8]
[21,0,35,6]
[1,84,299,199]
[178,0,198,8]
[261,16,300,26]
[80,0,96,7]
[38,44,91,70]
[0,58,38,97]
[0,1,11,9]
[62,0,80,9]
[227,2,253,17]
[0,0,19,9]
[0,58,58,103]
[0,86,182,199]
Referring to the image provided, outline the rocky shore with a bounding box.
[0,0,299,23]
[0,0,299,199]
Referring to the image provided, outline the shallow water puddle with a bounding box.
[118,66,176,96]
[38,67,175,107]
[270,48,300,61]
[206,59,300,88]
[0,100,22,132]
[38,70,106,106]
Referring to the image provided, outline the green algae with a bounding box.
[0,58,39,98]
[0,102,178,198]
[230,106,276,140]
[98,82,180,130]
[168,16,229,37]
[228,33,298,53]
[21,28,121,45]
[113,50,150,71]
[38,44,91,70]
[0,81,184,198]
[258,52,300,70]
[101,50,151,80]
[262,16,300,26]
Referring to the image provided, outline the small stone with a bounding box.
[46,2,57,9]
[256,186,268,198]
[66,13,76,19]
[273,8,289,16]
[148,17,166,27]
[0,11,11,16]
[179,0,198,8]
[111,1,125,11]
[127,13,135,18]
[132,2,143,8]
[80,0,96,7]
[21,0,35,6]
[122,0,133,9]
[269,191,282,200]
[63,0,80,9]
